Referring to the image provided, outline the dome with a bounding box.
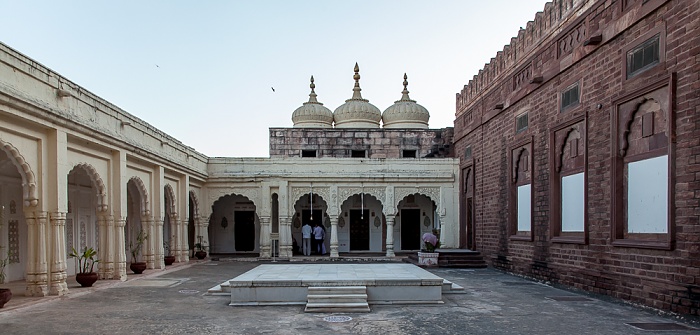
[292,76,334,128]
[382,74,430,129]
[333,63,381,128]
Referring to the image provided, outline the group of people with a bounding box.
[301,222,326,256]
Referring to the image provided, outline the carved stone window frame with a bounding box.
[611,75,674,250]
[549,114,588,244]
[509,137,534,241]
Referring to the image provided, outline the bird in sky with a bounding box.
[271,87,275,92]
[155,64,159,68]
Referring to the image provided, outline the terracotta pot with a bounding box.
[194,251,207,260]
[0,288,12,308]
[76,272,99,287]
[164,256,176,266]
[130,262,147,274]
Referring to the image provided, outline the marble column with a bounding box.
[179,218,189,262]
[98,214,114,279]
[279,216,292,258]
[330,217,339,258]
[385,215,396,257]
[259,216,271,258]
[115,217,127,281]
[49,211,68,295]
[154,215,165,269]
[25,210,49,296]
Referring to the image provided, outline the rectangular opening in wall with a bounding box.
[516,113,528,133]
[517,184,531,232]
[465,146,472,159]
[561,82,580,111]
[402,150,416,158]
[561,173,585,232]
[301,150,317,157]
[626,155,668,233]
[627,34,660,78]
[351,150,366,158]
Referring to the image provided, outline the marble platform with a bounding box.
[208,263,463,306]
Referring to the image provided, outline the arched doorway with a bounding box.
[396,194,437,251]
[292,193,328,255]
[126,178,148,264]
[163,185,175,259]
[66,165,102,275]
[210,194,259,254]
[338,193,383,253]
[0,148,28,283]
[188,191,197,256]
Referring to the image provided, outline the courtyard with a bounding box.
[0,259,697,335]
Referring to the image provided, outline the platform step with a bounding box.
[305,286,370,313]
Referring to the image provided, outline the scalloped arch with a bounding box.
[0,139,39,207]
[164,184,177,215]
[619,97,662,157]
[128,176,150,216]
[512,148,529,183]
[71,163,108,212]
[393,187,440,213]
[189,190,199,218]
[556,127,581,173]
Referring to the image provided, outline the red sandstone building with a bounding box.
[453,0,699,316]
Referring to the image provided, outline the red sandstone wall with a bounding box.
[454,0,699,316]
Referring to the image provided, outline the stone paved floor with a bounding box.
[0,259,698,334]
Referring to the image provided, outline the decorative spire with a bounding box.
[397,73,415,103]
[307,75,319,104]
[351,62,363,100]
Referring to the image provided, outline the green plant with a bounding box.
[129,229,148,263]
[68,246,99,274]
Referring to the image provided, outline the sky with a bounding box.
[0,1,548,157]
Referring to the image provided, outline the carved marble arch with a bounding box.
[189,190,199,218]
[619,97,666,157]
[338,187,386,208]
[393,187,440,215]
[70,163,108,213]
[292,186,329,207]
[127,177,150,216]
[164,184,177,216]
[556,127,582,173]
[0,139,39,207]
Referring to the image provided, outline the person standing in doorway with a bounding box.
[313,223,325,255]
[301,222,312,256]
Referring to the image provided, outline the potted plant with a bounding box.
[129,229,148,274]
[418,230,441,267]
[68,246,99,287]
[0,249,11,308]
[163,241,176,266]
[194,235,207,260]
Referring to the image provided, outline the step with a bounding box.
[304,302,370,313]
[307,286,367,295]
[307,294,368,304]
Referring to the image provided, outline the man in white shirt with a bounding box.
[301,222,312,256]
[313,223,325,255]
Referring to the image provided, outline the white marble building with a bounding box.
[0,43,459,298]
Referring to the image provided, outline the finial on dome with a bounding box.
[308,75,318,103]
[352,62,363,100]
[401,73,411,101]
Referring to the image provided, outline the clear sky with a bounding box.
[1,1,547,157]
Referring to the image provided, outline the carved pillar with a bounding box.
[115,217,127,281]
[385,215,396,257]
[154,215,165,269]
[279,216,292,258]
[330,216,339,258]
[259,216,271,257]
[179,218,189,262]
[49,211,68,295]
[142,215,156,269]
[24,210,47,296]
[98,214,114,279]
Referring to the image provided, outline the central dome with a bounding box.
[333,63,381,128]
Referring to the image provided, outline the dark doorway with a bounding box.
[466,198,474,250]
[188,196,195,252]
[350,209,369,250]
[401,209,421,250]
[234,211,255,251]
[302,209,322,228]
